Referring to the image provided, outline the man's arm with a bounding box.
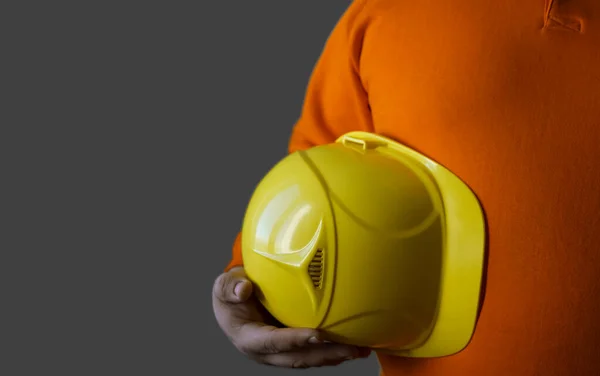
[225,0,374,272]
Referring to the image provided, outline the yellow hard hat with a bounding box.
[241,131,486,358]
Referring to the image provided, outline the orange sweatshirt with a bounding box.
[225,0,600,374]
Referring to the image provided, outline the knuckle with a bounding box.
[262,341,276,354]
[261,329,279,353]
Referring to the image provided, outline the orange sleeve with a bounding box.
[224,0,374,272]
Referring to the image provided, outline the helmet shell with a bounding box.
[241,132,486,357]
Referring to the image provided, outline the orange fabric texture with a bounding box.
[227,0,600,374]
[225,232,242,272]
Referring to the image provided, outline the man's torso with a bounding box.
[359,0,600,374]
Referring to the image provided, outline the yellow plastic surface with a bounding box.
[241,131,486,358]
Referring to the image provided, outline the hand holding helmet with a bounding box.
[212,266,371,368]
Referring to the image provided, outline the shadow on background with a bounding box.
[1,0,379,375]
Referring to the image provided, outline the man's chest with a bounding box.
[360,0,600,211]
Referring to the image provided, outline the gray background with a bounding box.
[3,1,378,375]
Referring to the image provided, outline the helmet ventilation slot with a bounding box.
[308,249,324,289]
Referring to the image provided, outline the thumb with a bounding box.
[213,268,254,304]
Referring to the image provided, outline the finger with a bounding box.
[238,324,324,354]
[259,343,365,368]
[212,268,253,304]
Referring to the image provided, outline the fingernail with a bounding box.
[308,336,321,344]
[233,282,244,297]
